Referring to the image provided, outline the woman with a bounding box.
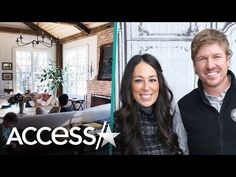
[114,53,182,155]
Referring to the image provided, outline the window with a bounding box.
[63,35,97,99]
[14,49,52,93]
[63,45,88,98]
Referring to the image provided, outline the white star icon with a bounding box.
[95,121,120,150]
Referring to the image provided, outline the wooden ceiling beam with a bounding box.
[23,22,59,42]
[60,22,113,44]
[90,22,113,33]
[0,26,36,35]
[73,23,90,35]
[56,22,90,35]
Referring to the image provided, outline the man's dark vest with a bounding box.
[178,70,236,154]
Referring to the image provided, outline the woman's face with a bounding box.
[131,61,159,107]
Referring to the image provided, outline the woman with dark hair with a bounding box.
[114,53,182,155]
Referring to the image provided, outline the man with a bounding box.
[58,94,73,112]
[173,28,236,154]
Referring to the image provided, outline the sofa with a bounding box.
[13,103,111,154]
[16,103,111,130]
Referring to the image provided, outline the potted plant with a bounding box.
[38,60,68,96]
[7,93,32,114]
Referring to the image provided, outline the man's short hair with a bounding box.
[58,94,69,106]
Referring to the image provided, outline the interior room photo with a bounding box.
[0,22,114,155]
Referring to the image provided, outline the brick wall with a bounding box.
[86,27,113,107]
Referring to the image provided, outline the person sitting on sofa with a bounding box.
[24,88,56,108]
[35,93,72,114]
[28,92,54,107]
[0,112,18,154]
[58,94,73,112]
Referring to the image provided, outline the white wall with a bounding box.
[0,32,56,94]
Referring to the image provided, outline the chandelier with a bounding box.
[16,24,57,48]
